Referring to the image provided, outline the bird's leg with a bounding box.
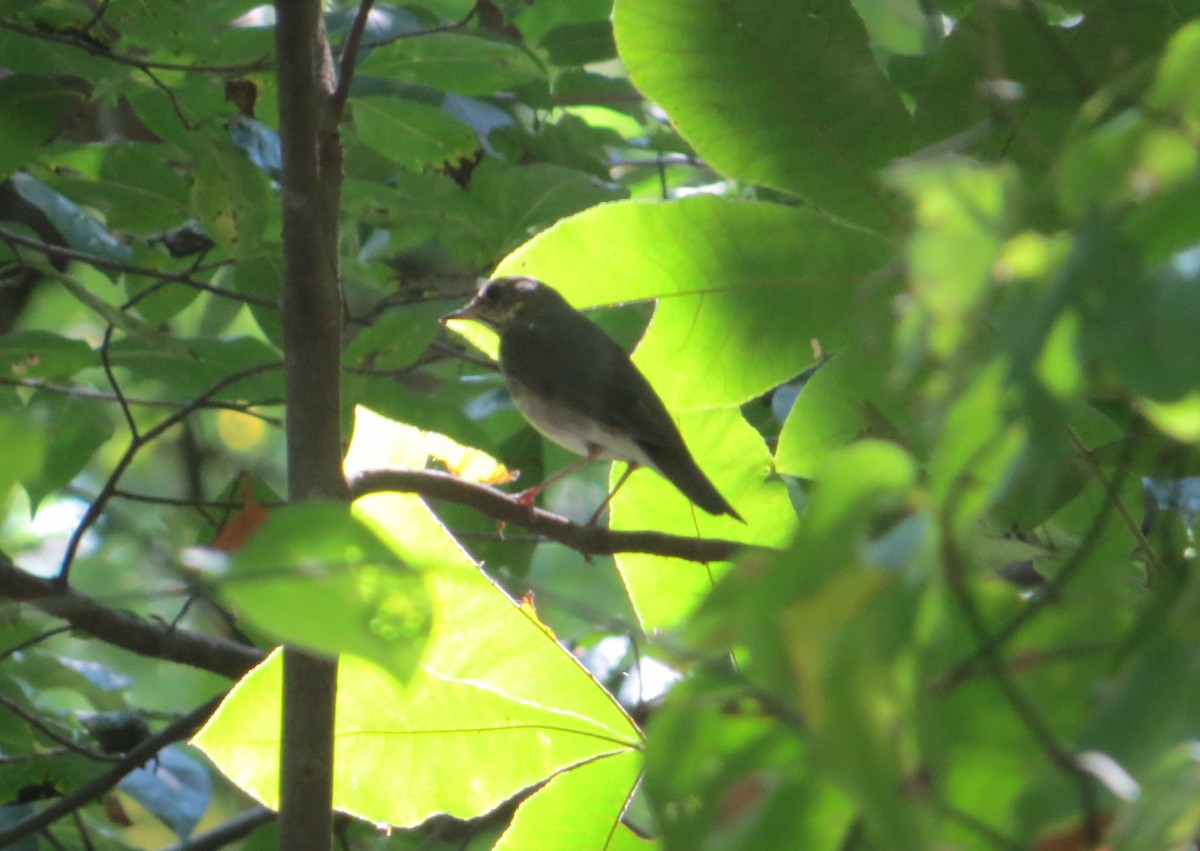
[585,462,640,527]
[514,447,603,510]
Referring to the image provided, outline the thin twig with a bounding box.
[0,624,73,663]
[107,489,285,510]
[71,809,96,851]
[0,693,123,763]
[57,362,281,585]
[358,3,478,50]
[100,324,137,437]
[330,0,376,119]
[0,21,272,74]
[161,807,276,851]
[939,470,1102,846]
[0,378,283,422]
[139,63,197,129]
[0,694,228,847]
[81,0,111,33]
[0,226,271,308]
[942,426,1139,683]
[1015,0,1094,99]
[39,829,68,851]
[1067,426,1161,583]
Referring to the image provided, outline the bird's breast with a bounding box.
[505,374,656,468]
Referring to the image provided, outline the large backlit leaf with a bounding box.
[615,0,911,230]
[195,496,641,827]
[611,408,796,629]
[493,750,648,850]
[493,196,893,411]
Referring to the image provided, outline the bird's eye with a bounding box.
[482,284,501,302]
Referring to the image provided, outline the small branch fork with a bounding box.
[55,362,281,586]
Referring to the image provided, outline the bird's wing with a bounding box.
[503,309,742,520]
[500,313,683,451]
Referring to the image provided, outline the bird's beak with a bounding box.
[440,297,480,324]
[440,279,491,324]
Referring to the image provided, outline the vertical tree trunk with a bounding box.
[274,3,347,848]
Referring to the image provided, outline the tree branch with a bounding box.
[0,225,272,308]
[349,469,750,563]
[329,0,376,119]
[0,694,227,848]
[0,693,122,763]
[0,21,273,75]
[58,362,281,584]
[0,557,263,679]
[0,377,283,423]
[939,466,1101,846]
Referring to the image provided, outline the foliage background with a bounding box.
[2,0,1200,848]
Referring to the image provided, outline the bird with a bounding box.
[443,276,743,522]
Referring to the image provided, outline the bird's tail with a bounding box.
[642,442,745,522]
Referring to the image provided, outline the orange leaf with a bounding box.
[210,481,269,552]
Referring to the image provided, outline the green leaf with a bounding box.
[0,26,126,83]
[914,1,1173,168]
[0,412,45,507]
[494,196,893,411]
[887,159,1014,360]
[0,0,48,13]
[469,161,627,255]
[612,408,796,630]
[927,361,1025,527]
[776,349,886,478]
[1107,743,1200,850]
[22,393,114,511]
[1148,19,1200,131]
[644,675,856,851]
[103,0,246,50]
[515,0,613,42]
[341,173,493,266]
[852,0,930,55]
[0,331,94,381]
[614,0,911,230]
[351,96,479,170]
[539,20,617,66]
[224,502,432,676]
[187,133,270,258]
[105,336,281,402]
[359,33,545,96]
[196,497,640,826]
[10,172,133,264]
[230,247,284,346]
[493,750,645,850]
[0,76,81,179]
[349,378,493,454]
[40,142,190,234]
[344,302,444,371]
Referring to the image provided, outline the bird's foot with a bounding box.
[512,488,543,524]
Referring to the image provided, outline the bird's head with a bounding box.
[442,276,567,332]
